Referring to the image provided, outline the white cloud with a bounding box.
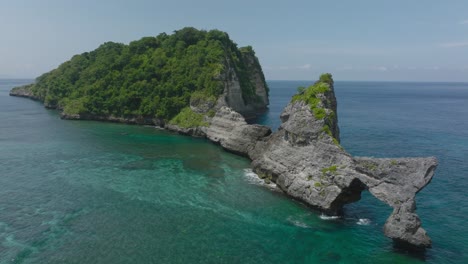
[440,41,468,48]
[337,65,354,71]
[298,64,311,69]
[376,66,388,72]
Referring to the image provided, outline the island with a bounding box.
[10,27,437,250]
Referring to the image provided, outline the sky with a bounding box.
[1,0,468,81]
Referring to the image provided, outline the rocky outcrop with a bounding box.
[170,74,437,249]
[355,157,437,248]
[9,84,40,100]
[203,107,271,156]
[166,106,271,155]
[247,76,437,249]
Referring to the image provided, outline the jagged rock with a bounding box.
[355,157,437,248]
[176,75,437,249]
[204,107,271,156]
[249,77,437,249]
[9,84,39,100]
[165,124,206,137]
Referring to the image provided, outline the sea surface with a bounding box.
[0,79,467,264]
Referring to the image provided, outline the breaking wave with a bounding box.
[357,218,371,225]
[319,214,340,220]
[243,169,277,189]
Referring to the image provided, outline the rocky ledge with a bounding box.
[9,84,40,100]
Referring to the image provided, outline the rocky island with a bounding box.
[10,28,437,250]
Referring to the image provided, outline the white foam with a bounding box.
[243,169,276,189]
[319,214,340,220]
[287,216,310,228]
[357,218,371,225]
[291,220,310,228]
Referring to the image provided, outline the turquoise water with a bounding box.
[1,80,467,263]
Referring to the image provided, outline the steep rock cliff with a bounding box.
[215,48,269,117]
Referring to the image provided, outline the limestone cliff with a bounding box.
[248,74,437,249]
[215,48,269,117]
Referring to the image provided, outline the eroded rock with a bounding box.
[248,75,438,249]
[204,107,271,156]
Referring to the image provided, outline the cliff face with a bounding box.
[216,50,269,117]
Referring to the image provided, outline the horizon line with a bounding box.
[1,78,468,84]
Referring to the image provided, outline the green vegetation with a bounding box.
[323,125,341,147]
[361,161,378,171]
[169,107,209,128]
[20,27,267,121]
[207,109,216,118]
[190,90,217,107]
[296,86,306,94]
[322,125,332,136]
[321,165,338,175]
[62,98,87,115]
[390,160,398,165]
[292,74,331,120]
[314,182,322,188]
[292,74,342,147]
[319,73,333,85]
[313,107,327,119]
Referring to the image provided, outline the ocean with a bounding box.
[0,79,467,263]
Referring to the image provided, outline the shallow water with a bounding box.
[0,79,467,263]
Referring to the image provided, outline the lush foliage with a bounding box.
[321,165,337,175]
[24,27,266,120]
[292,74,331,120]
[169,107,209,128]
[318,73,333,85]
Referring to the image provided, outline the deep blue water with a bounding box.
[0,79,467,263]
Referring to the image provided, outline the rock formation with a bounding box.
[203,107,271,156]
[197,74,437,249]
[215,50,269,117]
[9,84,39,101]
